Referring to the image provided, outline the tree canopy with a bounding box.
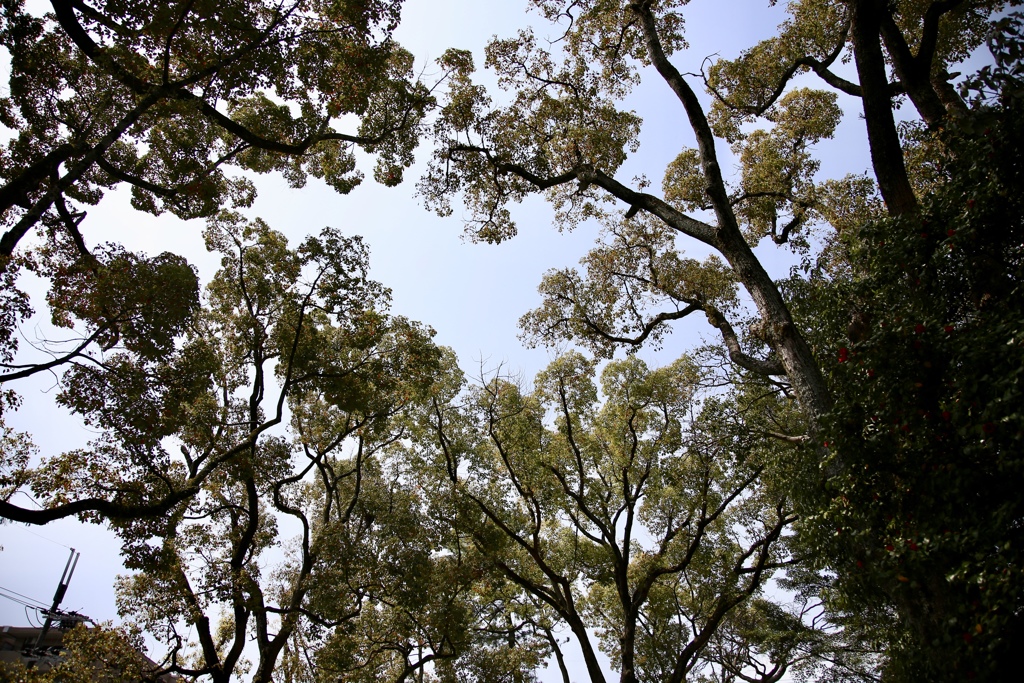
[420,0,1024,678]
[411,351,876,683]
[0,0,431,252]
[2,1,1023,682]
[0,0,441,524]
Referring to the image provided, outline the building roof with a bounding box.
[0,625,178,682]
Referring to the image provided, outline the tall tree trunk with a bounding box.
[849,0,920,216]
[629,2,834,429]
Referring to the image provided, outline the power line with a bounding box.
[7,522,74,550]
[0,587,47,611]
[0,584,47,607]
[25,605,44,627]
[11,490,43,508]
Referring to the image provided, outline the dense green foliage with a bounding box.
[419,1,1024,681]
[2,2,1024,683]
[790,33,1024,678]
[406,352,877,683]
[0,0,435,531]
[0,0,426,251]
[3,623,152,683]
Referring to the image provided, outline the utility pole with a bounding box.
[33,547,80,652]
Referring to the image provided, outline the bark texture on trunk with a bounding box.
[850,0,920,217]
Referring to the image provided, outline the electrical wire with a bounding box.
[25,605,45,627]
[0,584,47,607]
[7,520,74,549]
[0,589,45,611]
[1,585,50,631]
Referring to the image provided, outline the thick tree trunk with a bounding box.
[629,2,834,428]
[878,1,971,127]
[878,21,950,127]
[565,611,610,683]
[932,72,969,118]
[619,617,638,683]
[716,228,834,427]
[849,0,920,216]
